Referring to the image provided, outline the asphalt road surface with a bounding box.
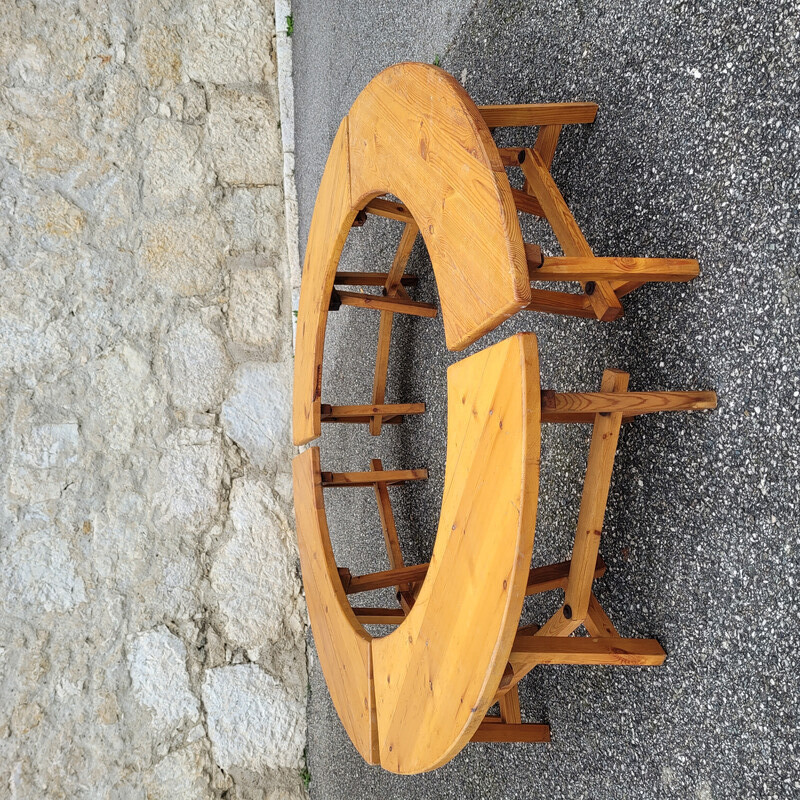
[291,1,799,797]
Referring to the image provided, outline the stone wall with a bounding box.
[0,1,306,797]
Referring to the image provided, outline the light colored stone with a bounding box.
[139,209,228,296]
[128,627,200,736]
[203,664,304,773]
[228,260,287,358]
[183,0,276,85]
[221,362,291,469]
[164,314,231,412]
[154,429,224,533]
[2,530,87,614]
[143,742,212,799]
[211,476,300,647]
[217,186,286,258]
[138,118,212,212]
[207,87,282,186]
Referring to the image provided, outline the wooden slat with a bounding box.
[344,563,431,595]
[334,271,417,286]
[352,607,406,625]
[364,197,415,223]
[334,290,438,317]
[531,257,700,283]
[584,594,620,638]
[512,635,666,666]
[321,469,428,487]
[540,390,717,420]
[499,685,522,725]
[518,149,622,321]
[372,458,416,610]
[511,187,545,217]
[526,555,606,595]
[478,102,598,127]
[538,369,629,637]
[471,722,551,743]
[315,413,403,425]
[321,403,425,419]
[533,124,562,169]
[525,288,596,318]
[371,221,420,435]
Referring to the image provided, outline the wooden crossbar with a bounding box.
[352,607,406,625]
[478,102,598,127]
[540,390,717,422]
[531,257,700,283]
[321,404,425,424]
[538,369,628,637]
[371,221,420,435]
[321,469,428,487]
[343,563,430,595]
[471,721,551,743]
[334,271,417,286]
[525,288,596,318]
[363,197,414,223]
[512,636,666,666]
[511,188,545,217]
[333,290,437,317]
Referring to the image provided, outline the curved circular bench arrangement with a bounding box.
[292,62,716,774]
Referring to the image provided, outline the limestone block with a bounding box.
[217,186,286,259]
[183,0,276,85]
[210,476,300,648]
[164,314,231,412]
[6,422,80,502]
[202,664,304,773]
[2,531,87,614]
[228,258,287,359]
[207,87,282,187]
[139,208,227,296]
[154,428,224,533]
[138,118,212,212]
[143,742,213,799]
[221,362,291,470]
[84,344,158,453]
[127,627,200,736]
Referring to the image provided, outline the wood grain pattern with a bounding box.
[511,636,666,666]
[540,390,717,419]
[531,257,700,282]
[348,63,531,351]
[478,102,598,127]
[372,333,541,774]
[292,448,379,763]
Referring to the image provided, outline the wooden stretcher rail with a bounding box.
[321,469,428,487]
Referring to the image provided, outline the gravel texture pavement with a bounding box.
[292,1,799,797]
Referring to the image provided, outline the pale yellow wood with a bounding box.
[348,63,530,351]
[292,448,379,764]
[372,333,541,774]
[540,390,717,419]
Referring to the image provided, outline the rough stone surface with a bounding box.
[203,665,306,774]
[0,1,305,797]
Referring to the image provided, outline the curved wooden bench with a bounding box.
[292,446,378,764]
[293,63,529,446]
[372,332,541,773]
